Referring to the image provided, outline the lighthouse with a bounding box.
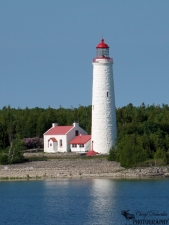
[91,39,117,154]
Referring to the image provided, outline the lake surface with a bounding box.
[0,178,169,225]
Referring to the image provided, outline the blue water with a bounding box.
[0,178,169,225]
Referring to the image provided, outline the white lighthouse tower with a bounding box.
[91,39,117,154]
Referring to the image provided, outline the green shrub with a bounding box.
[8,139,24,164]
[116,134,147,168]
[0,153,9,164]
[154,148,165,159]
[108,146,116,161]
[162,152,169,165]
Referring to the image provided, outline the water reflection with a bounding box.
[86,179,121,225]
[1,179,169,225]
[42,179,123,225]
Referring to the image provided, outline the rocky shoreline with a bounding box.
[0,153,169,180]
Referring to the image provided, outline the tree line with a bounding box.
[109,103,169,167]
[1,103,169,167]
[0,105,91,151]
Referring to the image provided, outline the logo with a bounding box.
[121,210,169,225]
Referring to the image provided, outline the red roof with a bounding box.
[70,135,91,144]
[48,138,57,142]
[45,126,73,135]
[96,39,109,49]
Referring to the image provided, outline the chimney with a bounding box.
[52,123,58,127]
[73,122,79,127]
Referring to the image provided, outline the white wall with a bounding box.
[44,135,50,153]
[44,134,67,153]
[92,58,117,154]
[71,144,84,153]
[84,140,91,152]
[56,135,67,152]
[48,139,57,152]
[44,136,58,153]
[70,140,91,153]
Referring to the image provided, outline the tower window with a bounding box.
[60,139,62,147]
[107,92,109,97]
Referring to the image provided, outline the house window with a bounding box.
[75,130,79,136]
[60,139,62,147]
[79,144,84,147]
[72,144,77,148]
[107,92,109,97]
[50,143,52,146]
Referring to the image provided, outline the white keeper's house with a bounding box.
[44,122,89,153]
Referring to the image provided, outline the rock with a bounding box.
[164,173,169,177]
[4,166,9,170]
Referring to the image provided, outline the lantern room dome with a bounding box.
[96,39,109,48]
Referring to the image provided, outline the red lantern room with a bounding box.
[96,39,109,58]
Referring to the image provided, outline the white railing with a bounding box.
[93,57,113,63]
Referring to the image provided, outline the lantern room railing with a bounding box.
[93,57,113,63]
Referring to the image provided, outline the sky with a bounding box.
[1,0,169,109]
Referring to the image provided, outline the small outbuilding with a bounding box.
[44,122,87,153]
[70,135,91,153]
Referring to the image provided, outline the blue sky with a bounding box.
[1,1,169,109]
